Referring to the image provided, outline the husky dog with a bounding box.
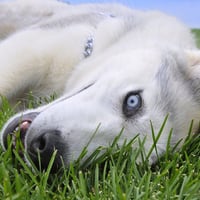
[0,0,200,171]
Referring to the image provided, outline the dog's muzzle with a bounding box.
[2,112,66,172]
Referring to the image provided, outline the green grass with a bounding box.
[192,29,200,48]
[0,92,200,199]
[0,30,200,199]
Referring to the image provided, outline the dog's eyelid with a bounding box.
[124,89,143,97]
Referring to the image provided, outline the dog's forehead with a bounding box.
[68,49,164,90]
[94,50,165,89]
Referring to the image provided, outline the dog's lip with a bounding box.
[3,112,39,150]
[11,120,32,149]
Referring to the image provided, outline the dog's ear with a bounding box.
[186,50,200,67]
[184,50,200,80]
[184,49,200,101]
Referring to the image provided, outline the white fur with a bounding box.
[1,0,200,165]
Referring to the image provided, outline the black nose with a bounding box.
[27,130,66,172]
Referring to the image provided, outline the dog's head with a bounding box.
[1,48,200,172]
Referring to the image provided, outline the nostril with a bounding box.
[31,134,47,154]
[38,136,46,151]
[30,132,54,156]
[27,130,66,172]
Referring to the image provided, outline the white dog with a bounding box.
[1,0,200,171]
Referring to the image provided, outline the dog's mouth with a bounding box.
[10,120,32,150]
[2,112,39,155]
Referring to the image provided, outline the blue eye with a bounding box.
[123,92,142,117]
[127,95,140,108]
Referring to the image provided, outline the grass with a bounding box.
[192,29,200,48]
[1,89,200,200]
[0,30,200,199]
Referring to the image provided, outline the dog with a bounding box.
[0,0,200,172]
